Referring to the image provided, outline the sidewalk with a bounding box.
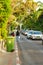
[0,37,16,65]
[0,36,20,65]
[0,51,16,65]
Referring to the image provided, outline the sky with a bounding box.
[34,0,43,2]
[22,0,43,3]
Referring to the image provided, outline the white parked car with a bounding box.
[30,31,42,40]
[42,34,43,40]
[24,30,29,35]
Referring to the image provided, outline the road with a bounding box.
[17,34,43,65]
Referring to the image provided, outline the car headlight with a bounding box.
[32,36,35,38]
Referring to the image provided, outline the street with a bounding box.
[17,34,43,65]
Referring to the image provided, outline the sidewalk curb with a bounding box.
[15,39,21,65]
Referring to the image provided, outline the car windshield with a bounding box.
[26,30,28,32]
[33,31,42,34]
[29,32,33,34]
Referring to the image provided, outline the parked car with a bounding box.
[24,30,29,36]
[21,30,26,35]
[26,30,34,39]
[30,31,42,40]
[21,29,29,36]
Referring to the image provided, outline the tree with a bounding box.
[13,0,38,22]
[0,0,11,39]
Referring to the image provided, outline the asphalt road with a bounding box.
[17,34,43,65]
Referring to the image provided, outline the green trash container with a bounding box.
[6,36,15,52]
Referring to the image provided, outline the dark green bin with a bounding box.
[6,37,15,52]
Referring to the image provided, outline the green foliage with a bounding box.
[0,0,43,39]
[10,22,17,31]
[22,16,34,29]
[22,9,43,31]
[36,12,43,32]
[0,0,11,20]
[0,0,11,39]
[13,0,38,22]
